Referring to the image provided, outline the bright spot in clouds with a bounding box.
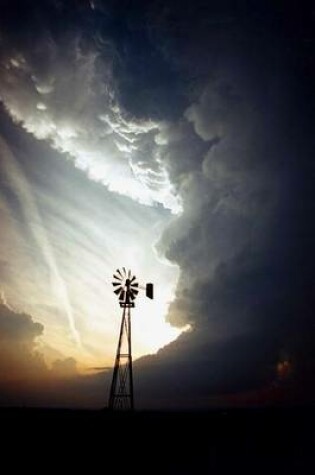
[0,35,186,373]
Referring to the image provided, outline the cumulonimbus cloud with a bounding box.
[0,0,314,408]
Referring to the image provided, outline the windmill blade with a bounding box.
[119,290,125,301]
[112,268,153,307]
[129,289,138,300]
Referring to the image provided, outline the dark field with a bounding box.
[1,407,314,473]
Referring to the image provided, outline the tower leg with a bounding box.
[127,306,134,410]
[108,306,134,410]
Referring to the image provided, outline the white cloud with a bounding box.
[0,38,181,213]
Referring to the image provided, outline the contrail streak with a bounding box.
[0,137,81,346]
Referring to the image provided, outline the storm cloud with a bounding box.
[0,0,314,408]
[0,296,45,381]
[137,2,314,406]
[0,294,107,407]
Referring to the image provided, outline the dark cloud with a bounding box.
[0,295,107,407]
[0,0,179,210]
[0,297,46,382]
[136,1,315,406]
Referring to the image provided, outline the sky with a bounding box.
[0,0,314,409]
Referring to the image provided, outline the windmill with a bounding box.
[108,267,154,410]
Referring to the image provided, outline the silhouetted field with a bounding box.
[1,407,313,473]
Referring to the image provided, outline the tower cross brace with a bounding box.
[108,303,134,410]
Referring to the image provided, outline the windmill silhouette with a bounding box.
[108,268,153,410]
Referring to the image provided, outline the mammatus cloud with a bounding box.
[0,25,180,212]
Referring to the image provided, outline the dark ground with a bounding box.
[1,407,313,473]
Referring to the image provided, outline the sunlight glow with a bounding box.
[0,72,185,371]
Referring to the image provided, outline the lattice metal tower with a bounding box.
[108,268,153,410]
